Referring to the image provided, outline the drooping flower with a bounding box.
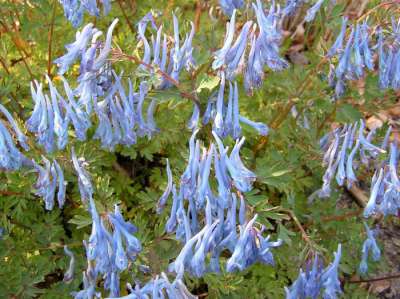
[0,120,30,170]
[0,104,29,151]
[107,272,197,299]
[34,157,66,210]
[198,74,269,139]
[137,12,195,89]
[63,245,75,283]
[213,1,288,93]
[159,131,280,277]
[73,199,142,298]
[363,141,400,217]
[359,223,381,274]
[327,19,374,99]
[219,0,244,16]
[285,244,342,299]
[59,0,111,27]
[304,0,325,23]
[316,121,388,199]
[71,147,93,202]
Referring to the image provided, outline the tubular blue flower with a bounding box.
[60,76,91,141]
[226,214,281,272]
[54,23,97,74]
[188,103,200,131]
[54,159,67,208]
[225,137,256,192]
[345,140,360,188]
[71,272,100,299]
[285,249,341,299]
[0,104,29,151]
[360,21,374,71]
[145,99,160,138]
[225,21,253,80]
[212,10,237,70]
[254,0,289,72]
[34,157,57,210]
[304,0,325,23]
[136,81,149,137]
[157,159,173,213]
[59,0,84,27]
[71,147,93,202]
[47,76,70,150]
[327,17,348,58]
[213,72,226,137]
[76,200,142,297]
[93,101,114,149]
[239,115,269,136]
[0,121,28,170]
[244,32,264,94]
[285,270,306,299]
[283,0,305,16]
[223,82,234,137]
[232,81,241,139]
[60,0,112,26]
[359,223,380,274]
[321,244,342,299]
[358,120,385,155]
[219,0,244,16]
[63,245,75,283]
[335,125,350,186]
[197,144,215,208]
[170,224,209,279]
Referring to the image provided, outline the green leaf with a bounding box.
[196,74,220,92]
[335,104,362,123]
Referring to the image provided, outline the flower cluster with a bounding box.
[30,27,161,152]
[0,104,31,170]
[190,72,269,138]
[378,19,400,90]
[59,0,111,27]
[212,1,288,94]
[327,18,374,99]
[72,200,142,298]
[109,273,197,299]
[158,131,281,277]
[137,13,195,89]
[219,0,244,16]
[54,19,118,114]
[68,150,198,298]
[33,157,67,210]
[316,120,387,199]
[364,141,400,217]
[28,78,89,152]
[285,244,342,299]
[359,223,380,274]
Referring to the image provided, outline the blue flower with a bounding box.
[321,244,342,299]
[54,23,97,74]
[63,245,75,283]
[327,17,348,58]
[0,104,29,151]
[71,147,93,202]
[60,0,111,27]
[157,159,173,213]
[304,0,325,23]
[285,248,342,299]
[219,0,244,16]
[0,121,28,170]
[359,223,380,274]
